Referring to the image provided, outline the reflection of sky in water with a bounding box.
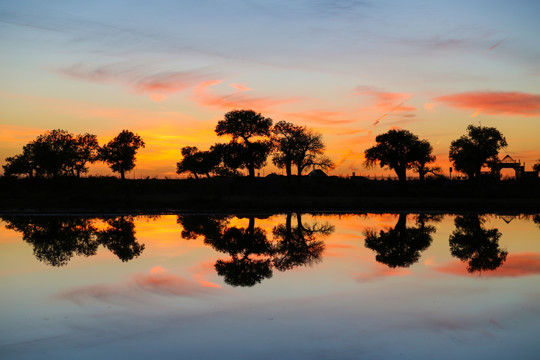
[1,214,539,359]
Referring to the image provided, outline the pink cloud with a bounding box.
[191,80,298,111]
[58,63,213,102]
[355,86,417,125]
[434,91,540,116]
[434,253,540,277]
[286,110,356,125]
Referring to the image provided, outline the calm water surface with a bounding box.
[1,213,539,359]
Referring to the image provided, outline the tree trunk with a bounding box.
[285,162,292,177]
[395,167,406,183]
[297,164,303,177]
[120,169,125,180]
[248,166,255,177]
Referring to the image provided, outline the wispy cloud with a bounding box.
[355,86,416,125]
[434,91,540,116]
[191,80,299,111]
[59,63,215,102]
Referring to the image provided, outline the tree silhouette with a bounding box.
[177,214,230,241]
[533,214,540,229]
[533,160,540,173]
[176,146,221,179]
[72,133,100,178]
[97,216,145,262]
[215,109,273,177]
[99,130,145,180]
[2,130,100,178]
[364,213,434,268]
[449,215,507,273]
[364,129,434,183]
[272,213,332,271]
[204,217,274,287]
[449,125,507,180]
[3,145,35,178]
[2,216,99,266]
[411,139,438,180]
[272,121,333,176]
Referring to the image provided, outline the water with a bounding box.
[1,213,539,359]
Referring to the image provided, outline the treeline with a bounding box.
[177,109,333,178]
[3,109,540,181]
[3,129,144,180]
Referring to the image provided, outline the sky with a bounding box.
[1,0,539,178]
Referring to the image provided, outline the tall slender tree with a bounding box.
[272,120,333,176]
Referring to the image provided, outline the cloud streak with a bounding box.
[355,86,416,125]
[434,91,540,116]
[191,80,299,111]
[59,63,215,102]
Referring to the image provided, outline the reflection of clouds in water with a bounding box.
[57,267,221,305]
[354,263,411,283]
[434,253,540,277]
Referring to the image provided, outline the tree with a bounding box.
[364,129,434,183]
[73,133,100,178]
[215,110,273,177]
[3,146,35,178]
[176,146,221,179]
[272,120,334,176]
[30,129,78,177]
[449,124,507,180]
[99,130,145,180]
[3,129,99,178]
[411,139,437,180]
[533,159,540,173]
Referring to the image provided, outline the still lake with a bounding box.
[1,213,539,359]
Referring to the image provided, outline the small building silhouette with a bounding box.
[308,169,328,177]
[488,155,525,179]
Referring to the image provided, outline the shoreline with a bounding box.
[2,177,539,215]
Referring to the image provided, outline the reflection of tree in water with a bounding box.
[534,214,540,229]
[2,215,145,266]
[2,216,98,267]
[177,215,230,241]
[449,215,507,273]
[178,214,334,287]
[364,213,435,268]
[97,216,144,262]
[209,217,274,287]
[272,213,332,271]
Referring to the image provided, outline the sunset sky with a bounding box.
[1,0,539,178]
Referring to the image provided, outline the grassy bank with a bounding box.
[1,176,539,214]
